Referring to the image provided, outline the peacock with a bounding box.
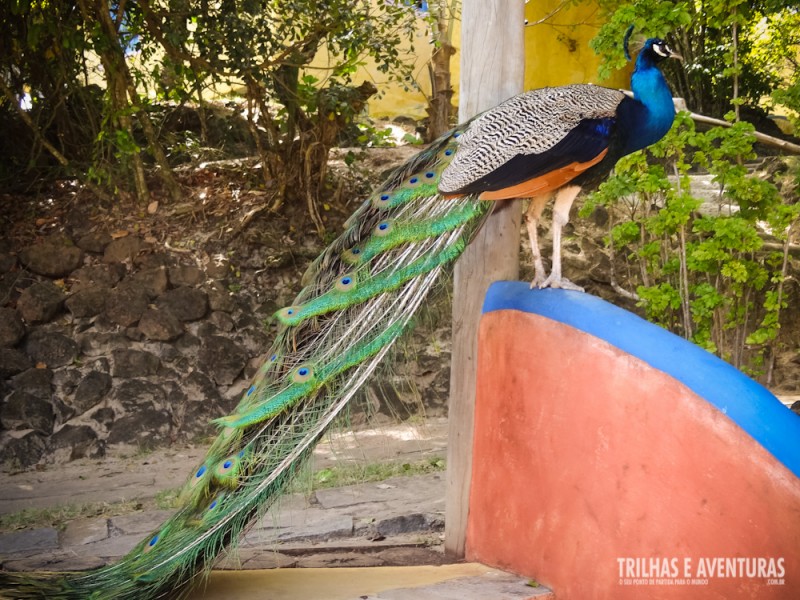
[0,30,680,599]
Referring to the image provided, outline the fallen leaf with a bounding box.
[147,201,159,214]
[111,230,129,239]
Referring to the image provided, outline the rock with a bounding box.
[0,391,55,433]
[244,355,265,378]
[0,252,17,274]
[51,396,76,425]
[0,431,47,469]
[23,331,79,368]
[195,321,218,338]
[375,546,451,567]
[589,205,610,227]
[208,311,235,333]
[76,231,113,253]
[111,349,160,378]
[124,327,144,341]
[2,555,108,572]
[48,425,102,463]
[104,285,148,327]
[250,512,355,544]
[11,367,53,399]
[78,332,128,357]
[0,348,33,378]
[17,281,65,323]
[791,401,800,416]
[169,265,205,287]
[53,368,82,397]
[198,336,248,385]
[256,297,282,317]
[108,511,175,536]
[70,264,125,290]
[76,533,142,560]
[215,549,297,570]
[112,379,166,410]
[135,251,172,269]
[206,282,237,312]
[138,308,183,341]
[296,552,383,568]
[156,287,208,321]
[234,327,270,355]
[106,408,171,448]
[130,267,168,299]
[235,313,261,330]
[0,527,59,555]
[175,332,201,357]
[0,272,32,311]
[90,407,115,428]
[72,371,112,414]
[150,342,179,363]
[205,257,230,280]
[185,371,221,403]
[102,236,143,264]
[375,513,437,537]
[65,284,108,318]
[0,308,25,347]
[167,372,223,438]
[61,518,109,547]
[18,241,82,278]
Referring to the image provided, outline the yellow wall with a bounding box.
[329,8,451,121]
[363,1,631,120]
[524,1,630,90]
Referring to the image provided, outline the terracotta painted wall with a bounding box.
[466,282,800,599]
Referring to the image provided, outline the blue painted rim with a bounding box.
[482,281,800,479]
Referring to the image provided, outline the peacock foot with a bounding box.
[529,271,548,289]
[536,274,585,292]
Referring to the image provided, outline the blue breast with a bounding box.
[618,55,676,155]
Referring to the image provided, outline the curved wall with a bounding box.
[466,282,800,599]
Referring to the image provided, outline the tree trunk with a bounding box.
[427,2,457,140]
[284,81,378,235]
[84,0,182,203]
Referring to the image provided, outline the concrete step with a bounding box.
[194,564,555,600]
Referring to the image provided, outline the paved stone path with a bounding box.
[0,470,449,572]
[0,419,555,598]
[0,420,453,571]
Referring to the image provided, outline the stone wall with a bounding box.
[0,233,272,470]
[0,229,454,472]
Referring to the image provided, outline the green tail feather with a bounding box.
[0,127,492,599]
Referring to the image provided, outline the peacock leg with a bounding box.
[525,194,551,288]
[541,185,584,291]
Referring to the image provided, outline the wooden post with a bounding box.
[444,0,525,558]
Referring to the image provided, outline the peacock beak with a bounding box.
[669,51,684,61]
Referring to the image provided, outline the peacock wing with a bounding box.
[438,84,626,198]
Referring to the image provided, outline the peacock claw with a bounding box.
[536,275,584,292]
[529,272,547,289]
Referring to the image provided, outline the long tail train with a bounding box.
[0,127,492,599]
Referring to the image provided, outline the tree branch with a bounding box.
[688,110,800,155]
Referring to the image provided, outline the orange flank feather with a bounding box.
[476,149,608,201]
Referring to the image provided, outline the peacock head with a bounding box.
[624,26,682,64]
[641,38,682,64]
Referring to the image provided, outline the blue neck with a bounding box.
[620,52,675,154]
